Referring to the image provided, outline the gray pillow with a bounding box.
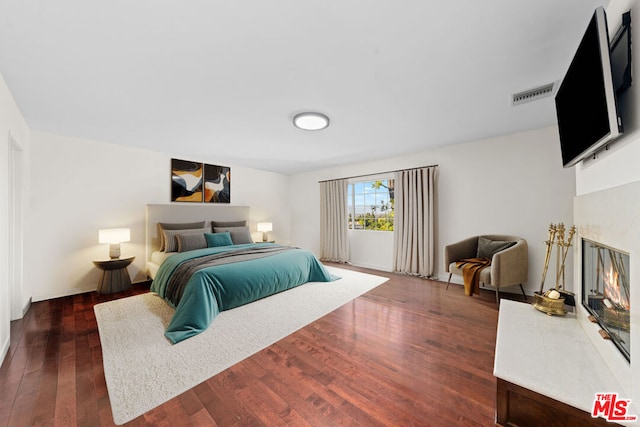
[158,221,206,251]
[211,220,246,231]
[477,237,516,259]
[176,233,207,253]
[162,228,207,252]
[213,226,253,244]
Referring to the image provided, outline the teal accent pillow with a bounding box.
[205,232,233,247]
[477,237,516,259]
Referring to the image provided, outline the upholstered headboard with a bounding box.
[145,204,250,260]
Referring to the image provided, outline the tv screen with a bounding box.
[555,7,622,168]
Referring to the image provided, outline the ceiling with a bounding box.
[0,0,607,174]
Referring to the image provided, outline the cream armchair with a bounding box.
[444,234,528,307]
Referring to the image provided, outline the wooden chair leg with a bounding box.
[519,284,527,302]
[446,273,452,290]
[495,288,500,308]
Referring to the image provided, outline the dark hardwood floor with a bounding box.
[0,264,524,426]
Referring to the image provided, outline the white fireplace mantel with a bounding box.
[574,179,640,416]
[494,300,635,415]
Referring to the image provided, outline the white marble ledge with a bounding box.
[494,300,635,415]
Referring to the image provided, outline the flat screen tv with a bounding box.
[555,7,623,168]
[610,11,632,95]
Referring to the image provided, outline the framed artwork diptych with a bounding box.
[171,158,230,203]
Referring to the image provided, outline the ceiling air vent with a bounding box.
[512,83,555,106]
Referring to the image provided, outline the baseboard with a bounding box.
[0,335,9,367]
[22,298,31,317]
[436,273,531,296]
[438,273,461,284]
[133,279,153,287]
[348,261,393,272]
[32,285,97,302]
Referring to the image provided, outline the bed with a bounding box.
[145,204,338,344]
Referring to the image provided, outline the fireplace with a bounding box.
[582,238,630,362]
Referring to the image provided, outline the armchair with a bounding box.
[444,234,528,307]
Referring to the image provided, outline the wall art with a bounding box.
[171,158,203,202]
[204,163,231,203]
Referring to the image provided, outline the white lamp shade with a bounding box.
[257,222,273,233]
[99,228,131,244]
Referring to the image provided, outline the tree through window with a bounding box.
[347,179,394,231]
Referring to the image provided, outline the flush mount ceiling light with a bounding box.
[293,112,330,131]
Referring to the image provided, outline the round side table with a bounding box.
[93,256,135,294]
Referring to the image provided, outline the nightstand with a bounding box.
[93,256,135,294]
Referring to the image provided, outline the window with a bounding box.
[347,179,394,231]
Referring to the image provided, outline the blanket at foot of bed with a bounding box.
[151,244,339,343]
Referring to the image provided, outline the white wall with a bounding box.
[25,131,291,301]
[572,0,640,413]
[348,229,394,271]
[0,72,30,363]
[291,126,576,295]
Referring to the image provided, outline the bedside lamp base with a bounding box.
[109,243,121,259]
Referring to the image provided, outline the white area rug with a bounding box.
[94,266,388,425]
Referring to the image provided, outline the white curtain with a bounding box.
[392,166,437,277]
[320,179,350,263]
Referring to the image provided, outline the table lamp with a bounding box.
[257,222,272,242]
[99,228,130,259]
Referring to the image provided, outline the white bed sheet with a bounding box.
[147,251,176,279]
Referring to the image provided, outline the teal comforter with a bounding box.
[151,243,338,344]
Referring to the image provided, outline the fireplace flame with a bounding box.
[603,264,630,310]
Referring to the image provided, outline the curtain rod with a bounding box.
[317,164,438,183]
